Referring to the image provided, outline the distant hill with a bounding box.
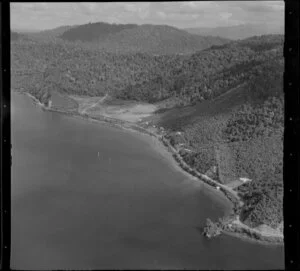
[185,23,284,40]
[60,22,230,54]
[22,25,78,41]
[60,22,138,42]
[36,25,77,37]
[11,31,22,41]
[99,24,229,54]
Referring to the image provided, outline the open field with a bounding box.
[51,91,78,111]
[71,95,157,123]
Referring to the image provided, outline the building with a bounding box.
[239,177,252,183]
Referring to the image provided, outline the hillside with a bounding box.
[59,22,229,54]
[115,35,283,103]
[60,22,138,42]
[27,25,78,41]
[155,54,283,230]
[11,34,283,105]
[185,23,284,40]
[98,24,229,54]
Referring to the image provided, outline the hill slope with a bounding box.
[11,34,283,105]
[185,23,284,40]
[59,22,229,54]
[99,24,229,54]
[33,25,78,38]
[60,22,138,42]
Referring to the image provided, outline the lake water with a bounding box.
[11,92,284,270]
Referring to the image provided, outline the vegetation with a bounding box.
[60,22,138,42]
[203,218,222,238]
[11,34,282,105]
[59,22,229,54]
[185,24,284,40]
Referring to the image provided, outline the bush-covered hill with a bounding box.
[59,22,230,55]
[25,25,78,41]
[98,24,229,54]
[185,23,284,40]
[60,22,138,42]
[157,57,283,229]
[11,34,283,106]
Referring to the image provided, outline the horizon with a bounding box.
[11,2,284,32]
[12,21,283,34]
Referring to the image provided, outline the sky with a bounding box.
[11,1,284,31]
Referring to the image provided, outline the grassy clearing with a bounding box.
[51,91,78,111]
[71,95,157,123]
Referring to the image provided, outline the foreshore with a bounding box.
[22,91,284,245]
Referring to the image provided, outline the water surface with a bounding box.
[11,92,284,270]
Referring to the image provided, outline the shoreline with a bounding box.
[19,91,284,246]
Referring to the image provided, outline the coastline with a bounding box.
[20,91,284,246]
[223,229,284,246]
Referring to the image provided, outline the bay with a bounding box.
[11,92,284,270]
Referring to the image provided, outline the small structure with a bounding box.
[216,186,220,190]
[176,131,182,135]
[239,177,252,183]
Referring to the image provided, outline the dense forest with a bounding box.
[161,53,283,228]
[59,22,229,54]
[185,23,284,40]
[11,29,284,230]
[11,33,282,104]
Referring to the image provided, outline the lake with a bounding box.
[11,92,284,270]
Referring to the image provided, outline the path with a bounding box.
[81,93,108,114]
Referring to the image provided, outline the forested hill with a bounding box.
[60,22,138,42]
[11,34,283,106]
[185,23,284,40]
[59,22,229,54]
[114,34,283,103]
[97,24,229,54]
[27,25,78,41]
